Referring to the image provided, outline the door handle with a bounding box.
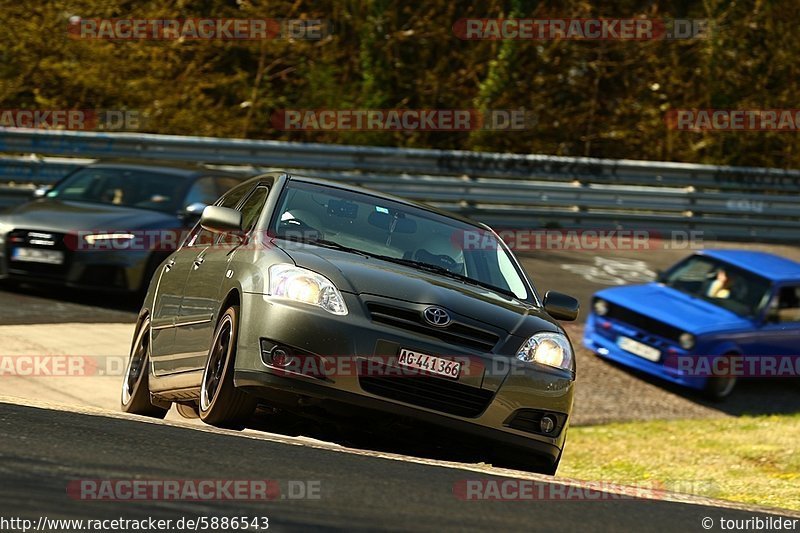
[164,259,175,272]
[193,255,205,269]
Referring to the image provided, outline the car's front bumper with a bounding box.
[235,292,575,463]
[0,246,152,292]
[583,312,708,390]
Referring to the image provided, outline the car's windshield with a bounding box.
[270,181,530,300]
[661,255,772,317]
[46,168,187,213]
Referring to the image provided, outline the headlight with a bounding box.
[268,264,348,315]
[516,332,574,371]
[679,333,695,350]
[83,232,136,244]
[593,299,609,316]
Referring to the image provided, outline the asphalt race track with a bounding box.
[0,239,799,531]
[1,399,797,532]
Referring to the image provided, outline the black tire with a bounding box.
[703,354,738,401]
[175,402,200,419]
[199,306,256,429]
[121,317,169,418]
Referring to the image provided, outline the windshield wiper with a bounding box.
[370,255,517,298]
[276,234,370,257]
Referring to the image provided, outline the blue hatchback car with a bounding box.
[584,250,800,399]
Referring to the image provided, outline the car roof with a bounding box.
[699,249,800,282]
[88,160,246,178]
[284,174,492,230]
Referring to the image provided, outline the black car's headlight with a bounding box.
[516,332,574,371]
[268,264,348,316]
[82,232,136,245]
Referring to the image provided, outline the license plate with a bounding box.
[397,348,461,379]
[617,336,661,362]
[10,248,64,265]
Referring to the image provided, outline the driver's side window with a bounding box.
[769,286,800,323]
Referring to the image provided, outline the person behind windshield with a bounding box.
[707,269,732,299]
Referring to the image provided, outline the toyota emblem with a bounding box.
[423,306,451,327]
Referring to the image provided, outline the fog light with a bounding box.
[540,415,556,434]
[270,348,291,367]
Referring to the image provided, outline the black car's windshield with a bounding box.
[271,181,530,300]
[661,255,771,316]
[47,168,187,213]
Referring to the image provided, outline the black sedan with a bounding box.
[0,161,248,293]
[122,172,579,474]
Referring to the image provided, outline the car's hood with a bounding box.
[275,242,556,335]
[596,282,752,334]
[0,199,179,232]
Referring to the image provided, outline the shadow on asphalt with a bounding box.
[244,407,529,471]
[0,282,140,324]
[597,357,800,417]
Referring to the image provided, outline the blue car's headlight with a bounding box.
[593,298,609,316]
[516,332,574,371]
[268,264,348,316]
[679,333,695,350]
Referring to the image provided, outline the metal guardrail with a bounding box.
[0,128,798,241]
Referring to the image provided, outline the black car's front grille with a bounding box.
[603,301,683,343]
[358,361,494,418]
[366,302,499,352]
[5,229,71,278]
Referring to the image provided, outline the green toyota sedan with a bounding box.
[121,172,579,474]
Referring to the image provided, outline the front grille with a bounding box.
[358,361,494,418]
[5,229,70,278]
[366,302,499,352]
[603,301,683,343]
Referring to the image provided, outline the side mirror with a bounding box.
[199,206,243,234]
[33,185,52,198]
[543,290,580,321]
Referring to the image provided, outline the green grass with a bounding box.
[560,414,800,511]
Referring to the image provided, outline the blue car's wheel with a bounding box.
[703,354,738,400]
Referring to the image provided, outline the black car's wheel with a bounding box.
[199,306,256,429]
[121,317,169,418]
[703,354,738,400]
[175,402,200,419]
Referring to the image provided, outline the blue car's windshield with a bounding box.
[270,181,530,300]
[661,255,771,317]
